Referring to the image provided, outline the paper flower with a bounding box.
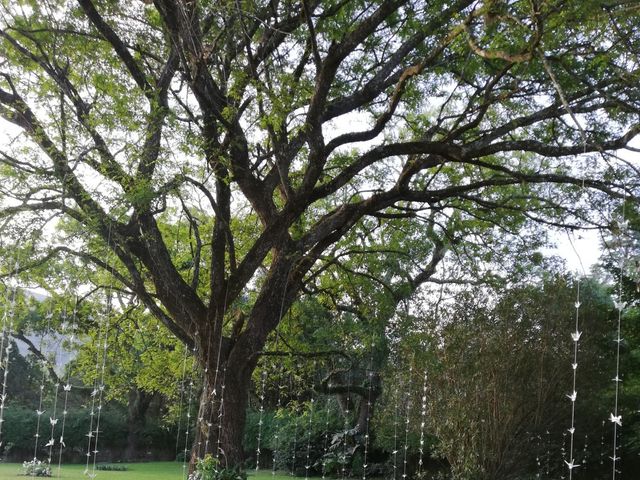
[565,460,579,470]
[609,413,622,426]
[614,300,626,311]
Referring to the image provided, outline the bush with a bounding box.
[188,454,247,480]
[253,399,343,476]
[22,459,52,477]
[96,463,128,471]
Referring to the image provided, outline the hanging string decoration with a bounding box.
[215,365,227,463]
[401,364,413,480]
[46,336,61,465]
[255,369,267,471]
[0,261,19,448]
[84,290,113,478]
[560,432,567,480]
[391,385,400,480]
[271,362,284,478]
[174,344,189,469]
[32,307,54,464]
[203,305,227,459]
[182,348,198,480]
[564,281,582,477]
[304,397,315,480]
[320,393,332,480]
[610,215,628,480]
[600,420,605,467]
[361,367,375,480]
[57,297,78,476]
[289,389,300,477]
[582,434,588,471]
[417,370,428,477]
[341,370,352,480]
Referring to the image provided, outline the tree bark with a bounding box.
[189,351,257,470]
[124,389,153,461]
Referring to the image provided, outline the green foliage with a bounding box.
[189,454,247,480]
[392,275,619,480]
[1,0,639,471]
[244,399,343,476]
[21,459,51,477]
[2,403,175,459]
[95,463,128,471]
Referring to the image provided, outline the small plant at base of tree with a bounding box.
[21,459,51,477]
[188,454,247,480]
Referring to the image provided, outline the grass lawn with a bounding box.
[0,462,297,480]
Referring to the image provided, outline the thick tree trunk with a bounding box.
[188,251,301,472]
[124,389,152,461]
[189,353,256,470]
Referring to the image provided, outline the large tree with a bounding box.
[1,0,639,466]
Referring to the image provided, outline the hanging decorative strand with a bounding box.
[174,345,190,467]
[269,267,292,476]
[610,303,624,475]
[565,281,582,477]
[57,296,78,477]
[47,382,60,463]
[341,370,352,480]
[205,298,230,459]
[84,311,104,475]
[182,348,198,480]
[535,434,542,479]
[201,363,213,458]
[320,394,332,480]
[215,365,227,464]
[401,364,413,480]
[89,291,113,477]
[582,434,588,470]
[304,397,315,480]
[391,385,400,480]
[271,362,283,478]
[33,307,54,463]
[0,262,18,448]
[545,429,551,477]
[417,370,428,477]
[600,420,605,466]
[560,432,567,480]
[255,369,267,471]
[289,390,300,477]
[361,367,375,480]
[610,211,628,480]
[196,363,207,460]
[46,293,70,464]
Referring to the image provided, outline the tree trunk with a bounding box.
[188,251,301,472]
[189,353,256,470]
[124,389,152,461]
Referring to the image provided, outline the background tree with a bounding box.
[373,272,622,480]
[1,0,639,466]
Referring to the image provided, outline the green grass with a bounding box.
[0,462,297,480]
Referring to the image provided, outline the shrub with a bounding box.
[96,463,128,471]
[22,458,52,477]
[188,454,247,480]
[258,399,343,476]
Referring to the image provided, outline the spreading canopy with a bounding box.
[1,0,639,464]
